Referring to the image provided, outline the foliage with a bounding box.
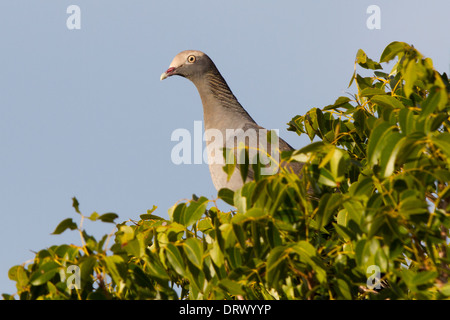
[4,42,450,300]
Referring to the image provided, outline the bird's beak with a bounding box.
[160,67,176,81]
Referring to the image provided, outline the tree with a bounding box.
[4,42,450,300]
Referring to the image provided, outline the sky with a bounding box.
[1,0,449,295]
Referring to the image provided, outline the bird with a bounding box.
[160,50,302,191]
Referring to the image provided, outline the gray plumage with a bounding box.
[161,50,302,191]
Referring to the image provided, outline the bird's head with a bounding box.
[160,50,214,82]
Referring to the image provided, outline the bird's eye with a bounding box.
[187,55,196,63]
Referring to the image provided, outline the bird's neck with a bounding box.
[192,70,255,131]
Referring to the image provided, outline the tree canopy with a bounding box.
[4,42,450,300]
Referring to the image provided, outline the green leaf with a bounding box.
[292,241,327,283]
[222,148,235,181]
[165,243,186,276]
[245,207,266,218]
[294,141,326,155]
[420,86,445,119]
[9,266,29,290]
[287,115,305,136]
[29,261,61,286]
[231,218,247,248]
[184,197,209,227]
[88,212,99,221]
[404,59,417,98]
[218,279,245,296]
[266,246,287,289]
[348,70,356,88]
[333,222,355,241]
[226,247,243,269]
[379,132,405,178]
[218,188,234,206]
[370,95,404,110]
[140,206,159,220]
[355,239,367,266]
[431,133,450,160]
[348,177,374,200]
[265,220,282,248]
[117,225,134,246]
[304,109,320,140]
[324,96,354,111]
[380,41,410,63]
[367,121,393,167]
[360,87,386,97]
[238,148,250,184]
[54,244,78,260]
[130,264,155,290]
[440,283,450,297]
[98,213,119,223]
[356,49,382,70]
[329,147,348,183]
[233,189,247,214]
[398,197,428,217]
[335,278,352,300]
[183,238,203,269]
[318,167,337,187]
[341,200,364,227]
[72,197,81,214]
[316,193,342,229]
[140,213,164,221]
[104,255,127,286]
[123,238,142,257]
[146,258,170,281]
[168,202,186,224]
[398,108,416,135]
[52,218,78,235]
[80,256,97,286]
[412,271,438,286]
[210,240,224,268]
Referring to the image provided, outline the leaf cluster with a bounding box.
[4,42,450,300]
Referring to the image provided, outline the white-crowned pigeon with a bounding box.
[161,50,301,191]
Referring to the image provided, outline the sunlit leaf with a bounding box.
[52,218,78,235]
[183,238,203,269]
[380,41,410,63]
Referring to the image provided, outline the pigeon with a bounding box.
[161,50,302,191]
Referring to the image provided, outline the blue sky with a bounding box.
[1,0,449,295]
